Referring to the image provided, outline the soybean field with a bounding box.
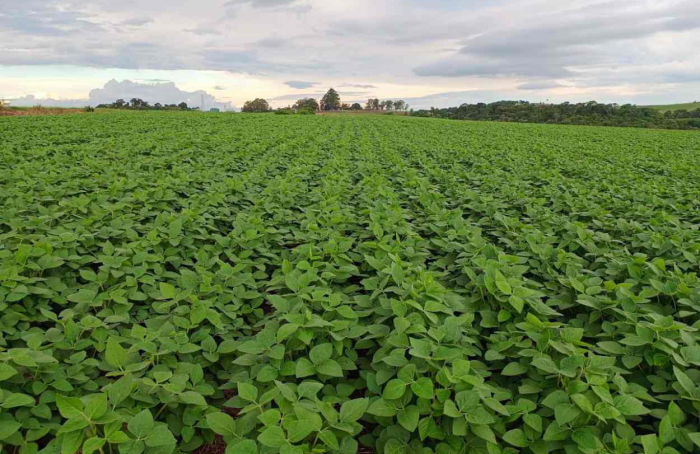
[1,111,700,454]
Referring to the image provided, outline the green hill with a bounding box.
[642,101,700,112]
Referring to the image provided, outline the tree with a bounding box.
[384,100,395,111]
[320,88,341,111]
[130,98,144,108]
[115,99,126,108]
[178,102,189,110]
[293,98,319,112]
[366,98,380,110]
[394,100,406,111]
[341,103,351,110]
[351,103,363,110]
[242,98,271,112]
[378,100,388,111]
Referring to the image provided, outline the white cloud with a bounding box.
[6,79,234,110]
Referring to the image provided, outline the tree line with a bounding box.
[242,88,410,113]
[412,101,700,130]
[95,98,196,110]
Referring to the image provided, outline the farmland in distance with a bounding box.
[1,111,700,454]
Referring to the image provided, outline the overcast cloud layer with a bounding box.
[2,0,699,108]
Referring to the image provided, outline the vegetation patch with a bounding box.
[1,111,700,454]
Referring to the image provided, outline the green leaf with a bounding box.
[384,439,407,454]
[295,358,315,378]
[83,438,106,454]
[1,393,36,408]
[287,405,322,442]
[367,398,397,417]
[159,282,177,299]
[106,338,126,369]
[180,391,207,406]
[572,428,598,450]
[502,362,528,376]
[316,360,343,377]
[495,270,512,295]
[145,425,176,447]
[0,363,19,381]
[503,428,528,448]
[412,377,434,399]
[555,403,580,426]
[340,398,369,423]
[614,395,649,416]
[674,366,696,395]
[310,343,333,365]
[228,440,258,454]
[319,430,339,450]
[128,409,154,439]
[108,374,134,408]
[472,424,497,444]
[85,393,108,420]
[258,426,287,448]
[689,433,700,449]
[277,324,299,342]
[383,379,407,400]
[0,421,21,440]
[238,382,258,402]
[397,406,420,432]
[56,395,84,419]
[640,434,660,454]
[207,412,237,437]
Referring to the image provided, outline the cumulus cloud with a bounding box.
[7,80,233,110]
[284,81,320,89]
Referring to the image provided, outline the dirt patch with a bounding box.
[0,107,86,117]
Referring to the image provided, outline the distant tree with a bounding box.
[115,99,126,108]
[366,98,380,110]
[341,103,351,110]
[384,100,395,111]
[154,103,163,110]
[394,100,406,111]
[242,98,271,112]
[351,103,363,110]
[178,102,189,110]
[320,88,341,111]
[293,98,319,112]
[129,98,143,108]
[378,100,388,111]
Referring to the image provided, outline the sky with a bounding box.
[1,0,699,109]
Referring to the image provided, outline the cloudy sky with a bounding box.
[2,0,699,109]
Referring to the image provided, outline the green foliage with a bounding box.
[320,88,341,111]
[242,98,271,112]
[1,111,700,454]
[413,100,700,130]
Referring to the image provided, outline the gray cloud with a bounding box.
[3,0,700,106]
[415,0,700,80]
[284,80,320,89]
[340,83,377,89]
[517,81,566,91]
[213,85,227,90]
[225,0,302,9]
[120,17,154,27]
[185,27,222,36]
